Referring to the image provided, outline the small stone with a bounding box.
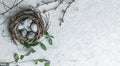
[19,29,27,37]
[26,31,36,39]
[30,22,37,32]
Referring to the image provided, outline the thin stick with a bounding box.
[42,0,64,13]
[0,0,10,8]
[36,0,58,8]
[0,0,23,15]
[59,0,75,26]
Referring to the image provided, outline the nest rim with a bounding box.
[9,8,48,45]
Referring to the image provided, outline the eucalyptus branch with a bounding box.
[0,58,50,64]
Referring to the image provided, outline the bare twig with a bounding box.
[36,0,58,8]
[1,0,9,11]
[59,0,75,26]
[0,0,10,8]
[0,0,23,15]
[42,0,64,13]
[54,0,64,9]
[37,0,75,26]
[13,0,17,6]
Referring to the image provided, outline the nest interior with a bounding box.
[9,9,48,45]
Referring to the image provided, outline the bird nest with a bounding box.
[9,8,49,45]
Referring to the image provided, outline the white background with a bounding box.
[0,0,120,66]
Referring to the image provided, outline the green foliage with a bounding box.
[25,51,31,56]
[45,32,54,38]
[23,42,31,48]
[30,42,40,46]
[34,59,50,65]
[47,38,53,45]
[34,60,38,64]
[38,59,48,62]
[13,32,53,66]
[20,55,24,60]
[45,32,54,45]
[14,53,19,62]
[39,59,46,62]
[45,61,50,66]
[25,48,36,56]
[31,48,36,53]
[40,42,47,50]
[23,42,40,48]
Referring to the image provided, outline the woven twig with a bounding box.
[9,8,49,45]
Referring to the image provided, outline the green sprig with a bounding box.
[14,53,19,63]
[13,32,53,66]
[45,32,54,45]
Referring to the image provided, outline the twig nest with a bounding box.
[9,8,49,45]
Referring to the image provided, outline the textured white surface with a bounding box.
[1,0,120,66]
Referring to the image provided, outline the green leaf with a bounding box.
[45,32,54,38]
[47,38,52,45]
[14,53,19,62]
[30,42,39,46]
[31,48,36,53]
[23,42,40,48]
[40,42,47,50]
[25,51,31,56]
[45,36,54,39]
[45,61,50,66]
[45,32,49,36]
[23,42,31,48]
[50,36,54,38]
[39,59,44,62]
[25,48,36,56]
[34,60,38,64]
[45,32,53,45]
[20,55,24,60]
[38,59,47,62]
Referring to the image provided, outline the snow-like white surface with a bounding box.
[1,0,120,66]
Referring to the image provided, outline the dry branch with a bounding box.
[0,0,23,15]
[59,0,75,26]
[9,8,49,45]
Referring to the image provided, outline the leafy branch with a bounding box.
[45,32,54,45]
[13,32,54,66]
[2,58,50,66]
